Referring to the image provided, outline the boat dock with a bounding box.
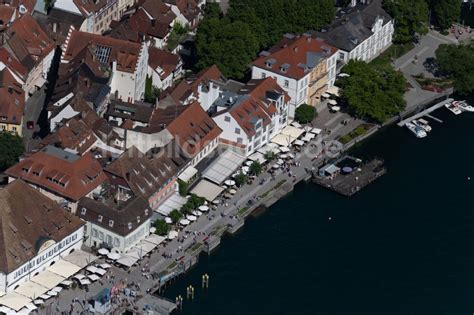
[397,98,453,127]
[312,158,386,197]
[130,294,177,315]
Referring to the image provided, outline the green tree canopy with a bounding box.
[295,104,316,123]
[169,209,182,223]
[154,219,170,236]
[196,17,259,79]
[337,60,406,123]
[435,43,474,95]
[429,0,462,30]
[0,132,24,171]
[178,179,188,197]
[249,161,262,176]
[234,172,248,187]
[384,0,429,43]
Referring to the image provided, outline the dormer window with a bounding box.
[98,215,103,223]
[128,222,132,230]
[108,220,114,227]
[81,207,87,215]
[137,216,140,223]
[144,209,149,216]
[265,59,276,68]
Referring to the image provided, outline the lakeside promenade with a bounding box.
[39,30,455,315]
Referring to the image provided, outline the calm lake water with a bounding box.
[162,95,474,315]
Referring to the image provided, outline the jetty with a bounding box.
[397,98,453,127]
[312,156,386,196]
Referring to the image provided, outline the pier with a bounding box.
[397,98,453,127]
[312,157,386,196]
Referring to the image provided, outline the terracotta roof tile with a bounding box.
[0,179,84,273]
[0,68,25,125]
[148,47,180,79]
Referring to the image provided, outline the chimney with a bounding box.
[151,19,156,27]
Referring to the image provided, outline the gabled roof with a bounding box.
[224,78,286,137]
[63,30,142,73]
[313,0,392,52]
[148,47,180,79]
[0,47,27,80]
[253,34,338,80]
[0,179,84,273]
[105,146,178,198]
[0,67,25,125]
[5,14,55,71]
[78,196,150,236]
[163,0,200,24]
[107,98,155,124]
[166,101,222,157]
[5,146,107,201]
[39,117,98,155]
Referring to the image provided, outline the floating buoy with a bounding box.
[328,216,332,221]
[468,177,471,180]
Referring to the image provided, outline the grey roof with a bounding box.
[313,0,392,52]
[40,145,80,163]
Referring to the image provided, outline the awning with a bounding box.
[63,249,97,268]
[179,219,190,226]
[202,150,246,185]
[86,266,99,274]
[116,256,139,268]
[73,274,85,280]
[321,164,340,175]
[14,281,48,300]
[88,274,100,282]
[280,125,304,139]
[47,259,81,278]
[248,152,266,164]
[178,166,198,182]
[302,133,315,142]
[30,271,64,289]
[144,234,165,246]
[94,268,107,276]
[294,140,304,146]
[257,144,280,155]
[328,99,338,105]
[279,146,290,153]
[124,249,142,260]
[190,179,224,201]
[79,279,91,286]
[156,192,187,216]
[133,241,156,256]
[60,280,73,286]
[271,134,295,146]
[99,263,112,269]
[291,121,302,128]
[311,128,322,135]
[167,231,178,240]
[327,86,340,96]
[0,292,31,311]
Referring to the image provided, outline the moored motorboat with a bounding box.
[405,122,427,138]
[445,102,462,115]
[454,100,474,112]
[415,118,432,132]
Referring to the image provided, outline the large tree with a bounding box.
[384,0,429,43]
[429,0,462,30]
[337,60,406,123]
[435,43,474,95]
[0,132,24,171]
[195,17,259,79]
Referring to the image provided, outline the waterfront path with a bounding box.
[42,108,360,315]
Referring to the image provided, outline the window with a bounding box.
[98,215,103,223]
[128,222,133,230]
[80,207,87,215]
[339,52,344,60]
[261,72,266,78]
[284,80,289,88]
[114,237,120,246]
[98,232,104,240]
[237,137,243,144]
[108,220,114,227]
[235,128,241,134]
[224,116,231,122]
[92,229,97,237]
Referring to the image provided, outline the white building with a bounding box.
[251,34,338,117]
[314,0,394,63]
[147,47,183,91]
[212,78,290,156]
[0,180,84,293]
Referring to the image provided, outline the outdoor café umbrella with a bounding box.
[179,219,190,226]
[288,153,295,159]
[168,230,178,240]
[294,140,304,146]
[224,179,236,186]
[279,154,288,159]
[186,215,197,222]
[279,146,290,153]
[47,290,58,297]
[328,99,338,105]
[98,248,109,256]
[321,92,330,98]
[107,252,121,261]
[99,263,112,269]
[272,164,280,169]
[245,160,253,166]
[191,210,202,216]
[149,227,156,234]
[241,166,249,174]
[212,199,220,205]
[277,159,284,165]
[311,128,322,135]
[199,205,209,212]
[33,300,44,305]
[165,217,173,224]
[229,189,237,195]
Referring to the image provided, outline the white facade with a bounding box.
[147,60,183,91]
[251,67,309,118]
[113,126,174,153]
[213,94,289,156]
[0,226,84,293]
[110,43,148,102]
[337,19,394,63]
[23,48,55,98]
[83,219,150,253]
[49,103,80,131]
[197,80,221,112]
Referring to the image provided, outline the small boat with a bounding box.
[415,118,432,132]
[454,100,474,112]
[405,122,427,138]
[445,102,462,115]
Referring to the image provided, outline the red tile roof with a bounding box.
[0,68,25,125]
[166,101,222,157]
[5,15,55,71]
[252,34,338,80]
[63,30,142,73]
[148,47,180,79]
[6,146,107,201]
[0,47,27,79]
[229,77,287,137]
[0,5,16,26]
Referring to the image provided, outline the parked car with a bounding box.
[26,121,34,129]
